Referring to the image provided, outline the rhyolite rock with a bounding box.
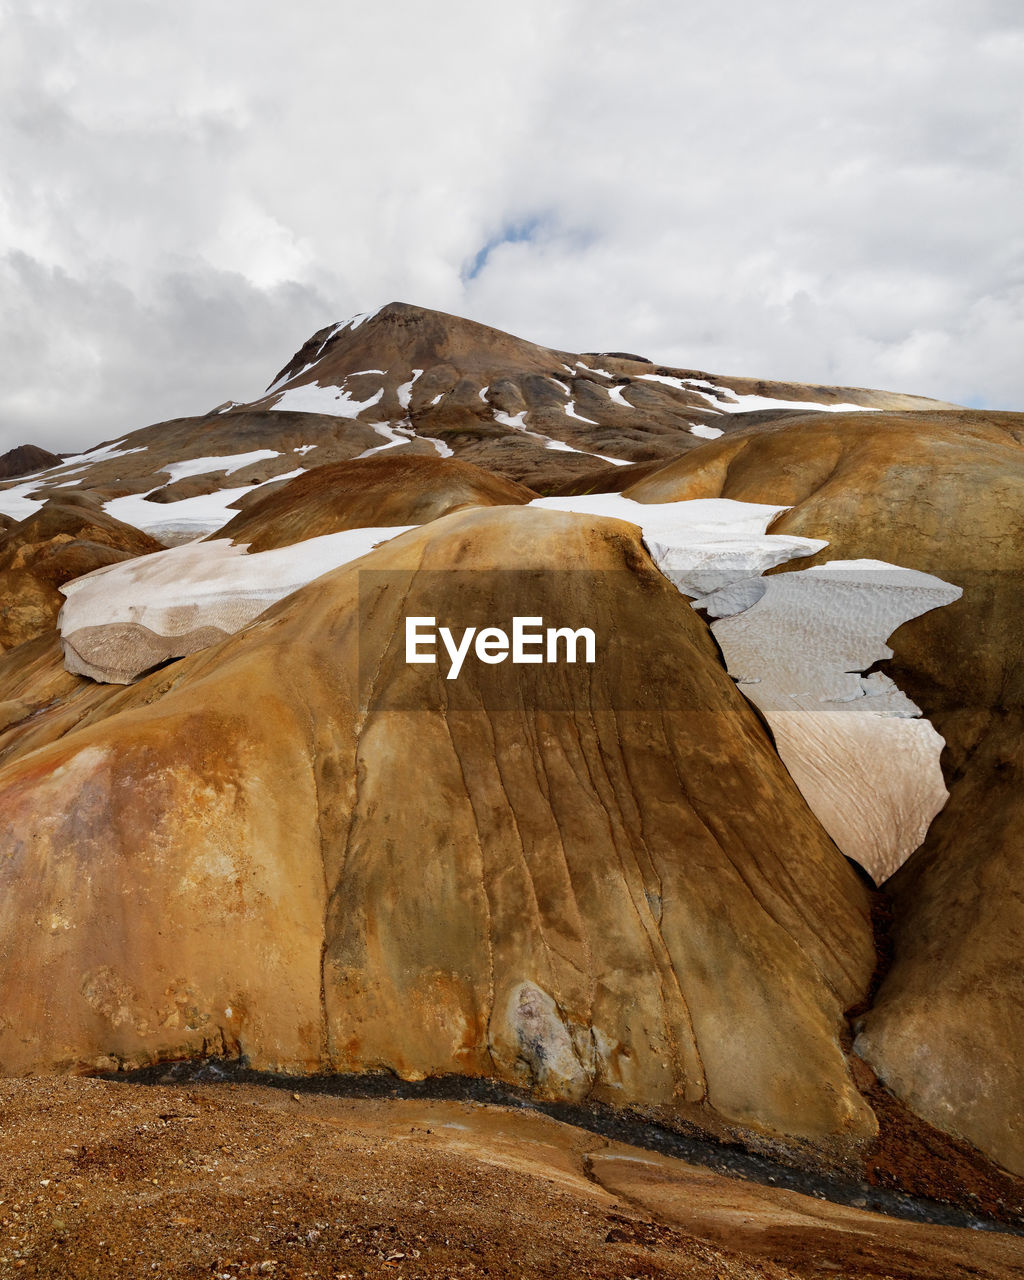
[0,506,878,1158]
[625,408,1024,1175]
[0,498,164,652]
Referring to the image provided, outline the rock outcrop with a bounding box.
[625,408,1024,1174]
[0,498,164,651]
[0,506,878,1155]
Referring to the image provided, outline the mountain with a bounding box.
[0,507,880,1163]
[0,443,63,480]
[0,301,957,543]
[0,302,1022,1231]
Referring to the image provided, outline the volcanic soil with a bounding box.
[0,1078,1021,1279]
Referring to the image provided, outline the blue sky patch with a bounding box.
[465,217,545,281]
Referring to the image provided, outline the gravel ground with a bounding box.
[0,1077,1020,1280]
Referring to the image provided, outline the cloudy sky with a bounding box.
[1,0,1022,452]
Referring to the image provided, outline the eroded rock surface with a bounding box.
[626,409,1024,1174]
[0,498,164,651]
[0,507,878,1154]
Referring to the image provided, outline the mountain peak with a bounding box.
[0,443,63,480]
[265,302,571,393]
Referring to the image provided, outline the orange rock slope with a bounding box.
[0,497,163,651]
[626,407,1024,1175]
[0,506,877,1160]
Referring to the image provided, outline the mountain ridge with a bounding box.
[0,301,964,543]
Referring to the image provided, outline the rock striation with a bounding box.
[625,408,1024,1175]
[0,506,878,1155]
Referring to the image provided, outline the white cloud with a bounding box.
[0,0,1021,450]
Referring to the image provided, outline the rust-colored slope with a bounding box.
[0,498,164,651]
[0,506,875,1157]
[217,453,536,551]
[626,409,1024,1175]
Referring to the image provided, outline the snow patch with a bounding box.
[494,410,528,430]
[55,442,149,470]
[345,307,384,332]
[103,487,258,540]
[495,410,629,467]
[531,495,824,604]
[265,321,350,395]
[531,492,960,881]
[712,390,879,415]
[355,422,416,459]
[162,450,281,484]
[59,524,416,684]
[565,401,598,425]
[397,370,424,409]
[711,561,961,881]
[637,373,691,391]
[690,423,724,439]
[270,381,385,417]
[0,480,46,521]
[635,373,879,416]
